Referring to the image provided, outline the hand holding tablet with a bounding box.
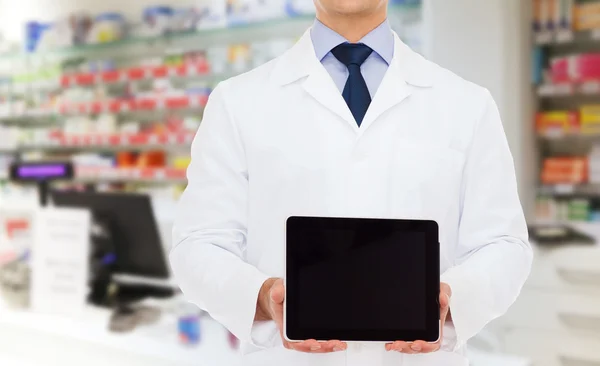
[257,278,348,353]
[284,217,441,346]
[386,283,452,354]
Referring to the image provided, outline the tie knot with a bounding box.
[331,43,373,68]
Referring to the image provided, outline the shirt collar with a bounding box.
[311,19,394,65]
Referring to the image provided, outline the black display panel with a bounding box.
[285,217,440,342]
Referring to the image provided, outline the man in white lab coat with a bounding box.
[170,0,533,364]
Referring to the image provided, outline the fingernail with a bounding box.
[411,345,421,351]
[310,345,321,351]
[334,346,344,352]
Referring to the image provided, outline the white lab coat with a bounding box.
[171,29,533,366]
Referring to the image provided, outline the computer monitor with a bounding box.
[50,191,170,279]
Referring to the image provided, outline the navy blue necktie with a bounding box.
[331,43,373,126]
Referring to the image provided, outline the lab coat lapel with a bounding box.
[359,33,434,134]
[270,29,359,131]
[270,30,433,133]
[302,66,358,131]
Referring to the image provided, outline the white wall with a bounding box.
[424,0,533,214]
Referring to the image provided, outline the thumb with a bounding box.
[270,279,285,304]
[440,283,452,309]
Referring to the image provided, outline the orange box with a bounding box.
[137,151,166,168]
[117,152,137,167]
[575,2,600,29]
[541,157,588,184]
[536,111,580,133]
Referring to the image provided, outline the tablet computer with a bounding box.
[285,217,440,343]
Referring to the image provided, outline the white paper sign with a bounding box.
[30,207,90,315]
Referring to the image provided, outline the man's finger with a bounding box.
[412,340,440,354]
[288,340,347,353]
[440,292,450,321]
[289,339,322,352]
[387,341,415,353]
[270,279,285,304]
[439,290,450,310]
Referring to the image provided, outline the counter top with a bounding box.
[0,304,241,366]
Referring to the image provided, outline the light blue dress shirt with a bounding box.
[310,19,394,98]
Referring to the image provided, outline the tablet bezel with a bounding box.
[284,216,440,343]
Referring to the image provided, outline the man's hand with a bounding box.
[385,283,452,354]
[256,278,348,353]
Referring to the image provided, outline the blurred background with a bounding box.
[0,0,597,365]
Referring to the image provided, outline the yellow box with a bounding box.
[576,15,600,30]
[576,1,600,16]
[580,105,600,124]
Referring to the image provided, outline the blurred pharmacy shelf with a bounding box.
[60,63,210,87]
[73,167,187,184]
[529,3,600,364]
[538,130,600,140]
[539,183,600,196]
[0,3,424,195]
[11,132,194,152]
[0,94,209,121]
[0,2,418,61]
[537,81,600,97]
[0,14,315,61]
[0,166,187,184]
[534,28,600,46]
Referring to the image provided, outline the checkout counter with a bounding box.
[0,162,241,366]
[0,298,241,366]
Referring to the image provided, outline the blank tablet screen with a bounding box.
[285,217,439,342]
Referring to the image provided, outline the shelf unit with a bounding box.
[1,132,194,153]
[0,4,423,192]
[534,5,600,204]
[534,28,600,46]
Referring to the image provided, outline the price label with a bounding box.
[190,96,199,108]
[554,84,574,95]
[555,30,574,44]
[581,81,600,94]
[535,32,553,45]
[544,129,564,139]
[155,170,166,180]
[555,184,575,195]
[538,84,554,96]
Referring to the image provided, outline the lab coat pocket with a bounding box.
[391,143,465,219]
